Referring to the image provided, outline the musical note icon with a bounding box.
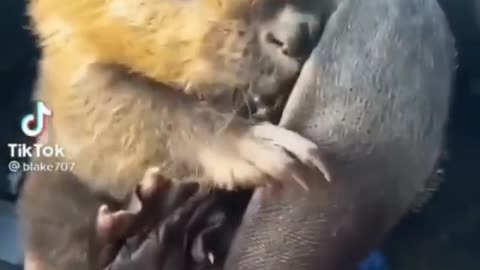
[21,101,52,137]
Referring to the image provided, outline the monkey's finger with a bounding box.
[138,167,171,201]
[290,170,310,191]
[250,122,332,182]
[237,136,305,188]
[132,182,200,235]
[106,191,213,270]
[98,169,161,222]
[24,251,43,270]
[269,163,310,191]
[109,210,138,238]
[101,184,201,267]
[97,205,138,244]
[286,149,332,183]
[97,205,116,245]
[126,193,142,214]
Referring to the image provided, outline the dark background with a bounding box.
[385,1,480,269]
[0,0,478,269]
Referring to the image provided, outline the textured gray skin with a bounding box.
[224,0,456,269]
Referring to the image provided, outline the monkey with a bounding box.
[18,0,335,269]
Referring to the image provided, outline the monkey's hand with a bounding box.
[54,63,329,198]
[200,122,331,191]
[96,168,213,270]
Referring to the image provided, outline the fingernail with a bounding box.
[99,204,110,214]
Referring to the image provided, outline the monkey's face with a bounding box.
[190,0,327,97]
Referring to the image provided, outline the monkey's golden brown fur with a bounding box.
[32,0,265,96]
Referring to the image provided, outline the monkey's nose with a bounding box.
[264,22,312,59]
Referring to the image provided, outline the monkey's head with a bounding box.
[29,0,330,98]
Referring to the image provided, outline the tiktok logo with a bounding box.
[21,101,52,137]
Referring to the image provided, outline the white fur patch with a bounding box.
[108,0,156,26]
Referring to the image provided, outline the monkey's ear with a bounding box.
[107,0,156,26]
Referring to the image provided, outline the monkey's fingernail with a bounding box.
[208,252,215,264]
[308,154,332,183]
[147,167,161,176]
[139,177,157,195]
[99,204,110,214]
[111,210,129,218]
[322,170,332,183]
[111,211,136,228]
[126,193,142,214]
[143,167,162,182]
[96,205,115,244]
[292,173,309,191]
[140,167,169,196]
[109,211,136,239]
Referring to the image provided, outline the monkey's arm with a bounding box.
[47,63,324,200]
